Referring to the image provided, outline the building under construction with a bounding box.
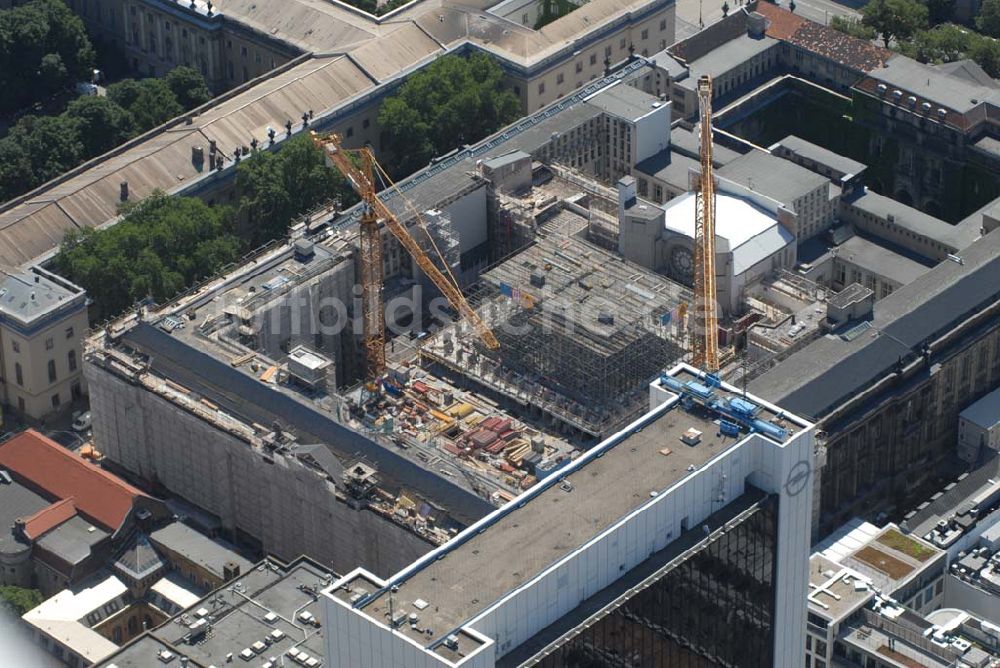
[422,207,690,439]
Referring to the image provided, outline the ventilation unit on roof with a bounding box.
[444,634,460,651]
[877,83,887,94]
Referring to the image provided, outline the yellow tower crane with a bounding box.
[311,132,500,380]
[693,75,720,372]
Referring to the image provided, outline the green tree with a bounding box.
[863,0,929,47]
[977,0,1000,37]
[6,114,84,186]
[0,586,43,615]
[107,77,183,133]
[830,15,878,40]
[236,135,356,247]
[38,52,68,97]
[968,34,1000,76]
[377,54,520,179]
[0,139,35,202]
[0,0,95,113]
[55,193,240,319]
[165,66,213,109]
[898,23,971,62]
[924,0,956,25]
[64,95,135,157]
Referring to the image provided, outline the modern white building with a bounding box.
[320,363,816,667]
[619,177,797,313]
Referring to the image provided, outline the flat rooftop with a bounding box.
[0,266,85,325]
[773,135,867,178]
[97,557,334,668]
[718,149,829,210]
[586,83,665,121]
[349,366,797,648]
[833,233,932,286]
[684,33,777,83]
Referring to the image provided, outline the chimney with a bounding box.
[120,181,129,202]
[617,176,637,219]
[192,145,205,167]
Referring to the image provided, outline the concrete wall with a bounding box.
[86,364,433,577]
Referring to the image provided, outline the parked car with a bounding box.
[71,411,92,432]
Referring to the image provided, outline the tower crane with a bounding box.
[311,132,500,380]
[692,75,719,372]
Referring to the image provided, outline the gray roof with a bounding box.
[115,532,168,581]
[733,223,795,275]
[750,228,1000,420]
[670,125,741,166]
[874,56,1000,114]
[718,149,828,210]
[773,135,867,179]
[0,266,85,326]
[481,150,531,170]
[635,149,700,191]
[907,458,1000,537]
[0,479,47,556]
[96,557,333,668]
[586,83,665,121]
[960,386,1000,430]
[685,34,777,83]
[847,190,981,251]
[150,522,252,579]
[358,367,790,649]
[36,515,109,567]
[935,60,1000,89]
[833,234,932,286]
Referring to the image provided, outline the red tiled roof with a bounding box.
[0,430,146,531]
[756,3,892,72]
[20,498,77,540]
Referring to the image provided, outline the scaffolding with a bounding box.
[421,208,690,437]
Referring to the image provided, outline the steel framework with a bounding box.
[693,75,720,372]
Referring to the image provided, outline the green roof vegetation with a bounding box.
[877,528,936,562]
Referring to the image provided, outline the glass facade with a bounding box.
[535,495,779,668]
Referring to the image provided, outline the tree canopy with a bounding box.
[0,66,211,203]
[236,135,358,247]
[0,585,43,615]
[893,23,1000,77]
[0,0,95,115]
[56,136,357,320]
[862,0,929,47]
[55,193,240,320]
[377,53,520,178]
[977,0,1000,37]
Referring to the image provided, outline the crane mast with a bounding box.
[311,133,499,379]
[693,75,719,372]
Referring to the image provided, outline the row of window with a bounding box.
[12,351,77,388]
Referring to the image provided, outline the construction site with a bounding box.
[422,205,689,439]
[80,64,757,577]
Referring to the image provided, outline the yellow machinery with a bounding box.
[692,75,719,372]
[311,133,499,379]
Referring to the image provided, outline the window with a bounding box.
[71,382,82,401]
[17,397,24,414]
[556,73,564,85]
[11,340,19,353]
[45,337,54,350]
[590,53,597,65]
[538,82,545,94]
[362,118,370,129]
[660,18,667,31]
[52,393,61,408]
[641,29,648,40]
[241,45,248,59]
[654,184,662,201]
[15,363,23,386]
[575,61,582,73]
[66,327,74,339]
[48,360,57,383]
[346,127,354,138]
[68,350,77,373]
[619,37,626,49]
